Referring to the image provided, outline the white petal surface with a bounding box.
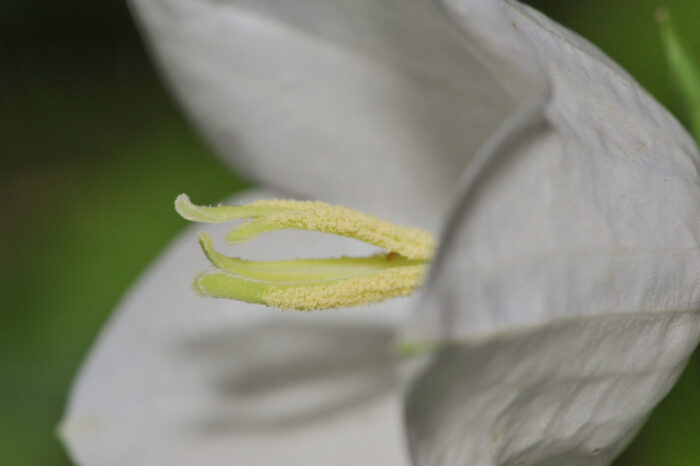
[127,0,523,231]
[406,311,700,466]
[403,1,700,464]
[61,189,412,466]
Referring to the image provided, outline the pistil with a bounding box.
[175,194,436,310]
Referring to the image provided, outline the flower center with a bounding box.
[175,194,436,310]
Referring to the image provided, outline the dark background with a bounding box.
[1,0,699,464]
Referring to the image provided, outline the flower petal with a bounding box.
[127,0,529,230]
[405,311,700,465]
[61,190,412,466]
[402,1,700,464]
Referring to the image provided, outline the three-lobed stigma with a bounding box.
[175,194,436,310]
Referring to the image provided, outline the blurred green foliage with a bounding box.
[1,0,698,464]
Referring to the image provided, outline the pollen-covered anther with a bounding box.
[175,194,436,310]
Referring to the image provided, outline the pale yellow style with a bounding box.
[175,194,436,310]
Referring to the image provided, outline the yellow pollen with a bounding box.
[176,194,436,310]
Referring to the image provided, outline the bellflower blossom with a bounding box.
[60,0,700,465]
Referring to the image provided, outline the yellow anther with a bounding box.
[176,195,436,310]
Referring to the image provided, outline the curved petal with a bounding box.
[126,0,530,231]
[403,1,700,464]
[61,189,412,466]
[405,311,700,465]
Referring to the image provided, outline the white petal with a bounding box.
[127,0,527,231]
[61,189,412,466]
[403,1,700,464]
[405,311,700,465]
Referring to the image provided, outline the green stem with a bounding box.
[656,7,700,141]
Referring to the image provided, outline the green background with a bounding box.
[1,0,698,464]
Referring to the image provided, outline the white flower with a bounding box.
[60,0,700,465]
